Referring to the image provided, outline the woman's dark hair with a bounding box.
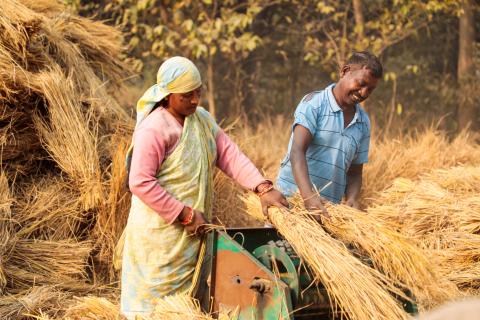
[151,97,168,113]
[346,51,383,79]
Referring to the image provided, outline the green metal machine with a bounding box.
[195,227,416,320]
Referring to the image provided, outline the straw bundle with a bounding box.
[1,0,133,288]
[0,0,130,179]
[13,176,84,240]
[0,286,68,319]
[422,232,480,290]
[92,127,132,280]
[3,238,92,292]
[147,294,214,320]
[321,201,458,307]
[0,0,135,317]
[368,179,459,237]
[63,296,121,320]
[32,68,102,211]
[369,169,480,239]
[423,167,480,194]
[241,193,410,320]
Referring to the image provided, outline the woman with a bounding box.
[121,56,288,319]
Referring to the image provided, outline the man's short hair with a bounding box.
[346,51,383,79]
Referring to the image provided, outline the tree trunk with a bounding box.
[457,0,476,130]
[352,0,374,127]
[206,54,216,118]
[352,0,365,42]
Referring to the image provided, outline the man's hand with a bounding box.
[259,189,289,217]
[303,194,330,221]
[344,197,360,210]
[178,207,209,235]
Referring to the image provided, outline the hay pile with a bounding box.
[367,166,480,295]
[0,0,133,318]
[363,130,480,204]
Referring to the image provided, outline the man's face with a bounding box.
[336,65,379,108]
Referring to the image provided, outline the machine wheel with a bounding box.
[253,244,300,306]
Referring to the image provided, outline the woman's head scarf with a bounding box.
[126,57,202,172]
[134,56,202,128]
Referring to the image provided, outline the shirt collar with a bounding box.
[327,83,363,123]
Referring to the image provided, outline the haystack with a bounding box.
[0,0,133,318]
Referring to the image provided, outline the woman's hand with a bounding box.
[178,207,209,236]
[259,189,289,217]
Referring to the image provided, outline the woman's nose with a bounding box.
[191,91,200,104]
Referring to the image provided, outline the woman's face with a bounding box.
[167,87,202,117]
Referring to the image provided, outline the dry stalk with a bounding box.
[363,129,480,204]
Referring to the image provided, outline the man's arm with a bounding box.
[290,125,328,214]
[290,125,314,198]
[345,164,363,209]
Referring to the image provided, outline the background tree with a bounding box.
[457,0,477,130]
[67,0,479,131]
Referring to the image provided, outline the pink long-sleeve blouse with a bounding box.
[128,107,266,224]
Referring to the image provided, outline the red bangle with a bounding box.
[255,181,273,194]
[257,185,274,197]
[180,207,194,226]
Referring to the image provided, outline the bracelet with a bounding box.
[257,185,274,197]
[180,207,195,226]
[255,180,273,193]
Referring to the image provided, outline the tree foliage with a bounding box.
[67,0,478,129]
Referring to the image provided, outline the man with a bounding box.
[276,51,382,213]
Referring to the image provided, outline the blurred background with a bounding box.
[66,0,479,133]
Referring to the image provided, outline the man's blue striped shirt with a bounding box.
[276,84,371,203]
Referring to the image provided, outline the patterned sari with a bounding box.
[120,107,218,319]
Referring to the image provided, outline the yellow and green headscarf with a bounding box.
[126,56,202,169]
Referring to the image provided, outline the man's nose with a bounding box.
[360,87,369,98]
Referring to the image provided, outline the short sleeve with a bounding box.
[352,117,371,164]
[293,97,319,137]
